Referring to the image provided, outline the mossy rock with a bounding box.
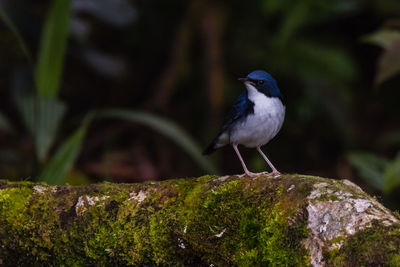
[0,174,399,266]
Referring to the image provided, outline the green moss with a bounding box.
[0,187,32,228]
[233,180,310,266]
[325,223,400,266]
[260,204,309,266]
[316,193,340,201]
[389,253,400,267]
[330,235,345,244]
[1,174,397,265]
[0,175,311,265]
[149,212,178,265]
[174,178,247,264]
[394,210,400,220]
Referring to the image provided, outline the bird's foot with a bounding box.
[257,170,281,177]
[270,170,281,178]
[236,171,258,178]
[271,169,281,175]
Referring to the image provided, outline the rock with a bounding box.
[0,174,399,266]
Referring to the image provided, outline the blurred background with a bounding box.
[0,0,400,209]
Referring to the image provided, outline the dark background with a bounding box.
[1,0,400,209]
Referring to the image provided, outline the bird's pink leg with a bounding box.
[233,145,256,177]
[257,147,280,174]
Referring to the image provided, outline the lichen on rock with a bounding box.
[303,179,399,266]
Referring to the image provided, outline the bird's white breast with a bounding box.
[230,84,285,148]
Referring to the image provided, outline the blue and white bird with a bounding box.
[204,70,285,177]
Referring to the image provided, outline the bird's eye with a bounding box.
[258,80,264,85]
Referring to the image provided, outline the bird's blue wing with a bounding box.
[203,91,254,154]
[221,91,254,132]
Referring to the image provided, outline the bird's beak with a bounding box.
[239,77,255,86]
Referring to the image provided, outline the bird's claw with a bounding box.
[236,171,258,178]
[250,170,281,177]
[236,170,280,178]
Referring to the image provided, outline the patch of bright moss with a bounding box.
[0,187,32,227]
[261,204,309,266]
[389,253,400,267]
[149,209,178,265]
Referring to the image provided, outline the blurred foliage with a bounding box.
[0,112,14,134]
[35,0,70,98]
[39,112,93,185]
[363,20,400,85]
[17,96,67,164]
[0,0,69,165]
[0,0,215,185]
[348,152,400,211]
[348,20,400,205]
[97,109,217,175]
[0,0,400,207]
[0,6,31,64]
[348,152,400,193]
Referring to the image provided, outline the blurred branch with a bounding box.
[201,3,225,126]
[147,1,203,110]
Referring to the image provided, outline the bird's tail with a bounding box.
[203,139,218,155]
[203,133,227,155]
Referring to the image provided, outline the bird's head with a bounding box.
[239,70,282,99]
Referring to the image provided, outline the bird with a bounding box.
[203,70,285,177]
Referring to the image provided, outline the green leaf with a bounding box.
[0,7,32,64]
[39,108,217,185]
[383,153,400,194]
[375,42,400,85]
[16,96,66,163]
[97,109,218,174]
[35,0,71,98]
[0,112,14,134]
[347,152,388,191]
[362,27,400,85]
[38,113,94,185]
[362,29,400,50]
